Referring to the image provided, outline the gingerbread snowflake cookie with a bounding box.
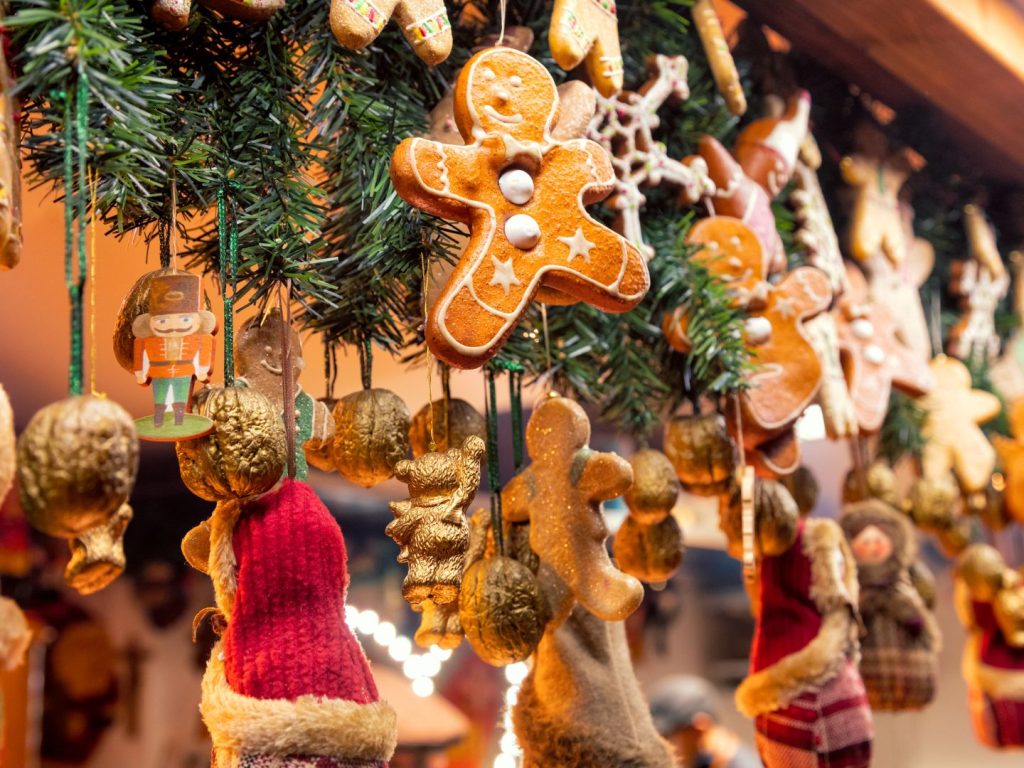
[390,47,649,369]
[588,54,713,259]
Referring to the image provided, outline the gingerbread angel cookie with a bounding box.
[836,263,934,434]
[948,204,1010,363]
[549,0,624,97]
[330,0,452,65]
[664,217,832,476]
[391,47,649,368]
[588,53,713,259]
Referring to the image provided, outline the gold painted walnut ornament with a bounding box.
[332,388,411,487]
[663,413,738,496]
[613,450,684,583]
[409,398,486,457]
[176,386,286,502]
[17,396,139,594]
[388,435,485,649]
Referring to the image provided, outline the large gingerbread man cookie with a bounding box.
[664,217,831,475]
[549,0,624,98]
[390,47,649,369]
[330,0,452,65]
[837,263,934,433]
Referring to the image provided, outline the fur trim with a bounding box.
[735,610,855,717]
[963,634,1024,701]
[202,646,397,761]
[209,500,244,618]
[804,518,859,613]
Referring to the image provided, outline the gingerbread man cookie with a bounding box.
[948,204,1010,363]
[549,0,624,98]
[390,47,649,369]
[330,0,452,65]
[837,264,934,434]
[806,312,859,440]
[918,355,1001,495]
[841,123,913,266]
[993,399,1024,525]
[588,53,714,259]
[664,217,832,476]
[733,90,811,199]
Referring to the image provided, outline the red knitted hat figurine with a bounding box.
[187,479,397,767]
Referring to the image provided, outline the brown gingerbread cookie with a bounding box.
[390,47,649,369]
[548,0,624,97]
[330,0,452,65]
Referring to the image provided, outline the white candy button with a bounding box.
[744,316,772,345]
[505,214,541,249]
[499,169,534,205]
[851,318,874,340]
[864,344,886,365]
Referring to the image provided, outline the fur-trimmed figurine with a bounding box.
[719,480,872,768]
[955,545,1024,749]
[840,500,940,711]
[501,396,673,767]
[387,435,486,649]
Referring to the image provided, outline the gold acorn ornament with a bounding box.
[613,450,684,583]
[176,386,287,502]
[663,412,738,495]
[332,388,411,487]
[16,396,139,594]
[0,383,14,502]
[409,398,486,458]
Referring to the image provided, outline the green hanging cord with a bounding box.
[509,365,524,471]
[359,337,373,390]
[63,67,89,397]
[484,367,505,556]
[217,182,239,385]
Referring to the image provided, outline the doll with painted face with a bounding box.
[131,271,216,440]
[840,500,940,711]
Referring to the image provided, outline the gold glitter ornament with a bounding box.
[842,461,901,509]
[624,449,680,525]
[613,515,684,583]
[0,383,14,502]
[936,517,973,558]
[388,435,485,649]
[957,544,1009,603]
[175,386,286,502]
[16,395,139,593]
[409,398,486,457]
[663,413,738,496]
[305,397,338,473]
[503,396,643,622]
[332,388,411,487]
[111,267,212,373]
[909,473,960,532]
[460,553,545,665]
[719,478,800,559]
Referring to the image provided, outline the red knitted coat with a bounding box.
[199,479,397,767]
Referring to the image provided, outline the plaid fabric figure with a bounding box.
[755,661,873,768]
[238,756,388,768]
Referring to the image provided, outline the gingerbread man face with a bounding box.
[549,0,624,98]
[919,355,1001,494]
[837,264,934,434]
[391,47,649,369]
[502,397,643,623]
[454,50,557,144]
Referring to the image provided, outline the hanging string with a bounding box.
[323,337,338,400]
[64,68,89,397]
[359,337,373,390]
[168,171,179,270]
[540,304,552,374]
[87,168,102,397]
[158,218,171,268]
[484,367,505,556]
[421,251,436,451]
[217,182,239,386]
[491,360,525,471]
[731,394,756,584]
[441,362,451,450]
[279,281,297,479]
[497,0,508,45]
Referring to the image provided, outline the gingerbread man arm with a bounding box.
[576,450,633,503]
[774,266,833,319]
[390,138,482,223]
[330,0,452,65]
[502,469,536,524]
[575,139,617,204]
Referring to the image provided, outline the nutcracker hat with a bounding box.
[149,271,201,315]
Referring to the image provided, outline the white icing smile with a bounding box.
[261,359,283,375]
[483,106,523,125]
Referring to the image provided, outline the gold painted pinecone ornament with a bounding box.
[16,395,139,594]
[176,386,287,501]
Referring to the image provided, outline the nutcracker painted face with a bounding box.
[150,312,204,337]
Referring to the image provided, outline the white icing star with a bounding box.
[489,256,521,295]
[558,228,596,263]
[774,296,796,319]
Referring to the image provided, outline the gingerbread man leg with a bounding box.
[330,0,452,65]
[549,0,624,97]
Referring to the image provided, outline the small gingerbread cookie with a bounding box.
[691,0,745,116]
[330,0,452,65]
[549,0,624,97]
[390,47,649,369]
[733,90,810,198]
